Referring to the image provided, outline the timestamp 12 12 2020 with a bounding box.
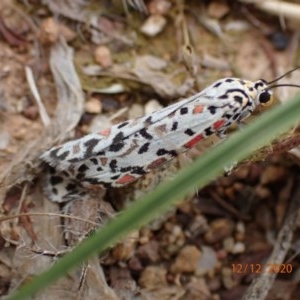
[231,263,293,274]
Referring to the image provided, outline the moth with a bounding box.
[42,69,299,202]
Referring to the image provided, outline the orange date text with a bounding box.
[231,263,293,274]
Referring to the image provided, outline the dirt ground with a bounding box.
[2,0,300,299]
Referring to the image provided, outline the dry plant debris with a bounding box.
[1,1,300,299]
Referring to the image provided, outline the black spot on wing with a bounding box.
[138,142,150,154]
[139,128,153,140]
[208,106,217,114]
[50,148,69,160]
[66,183,77,191]
[180,107,188,115]
[78,164,89,173]
[156,149,178,157]
[119,165,146,175]
[109,132,125,152]
[49,166,56,174]
[110,174,121,180]
[219,94,228,100]
[50,176,64,185]
[96,151,105,156]
[90,158,98,165]
[225,78,234,83]
[97,166,103,171]
[145,116,152,124]
[76,173,85,180]
[131,166,147,175]
[113,132,124,143]
[117,121,129,129]
[109,159,118,172]
[84,138,100,157]
[120,166,132,172]
[184,129,195,136]
[213,81,222,88]
[171,121,178,131]
[204,127,214,136]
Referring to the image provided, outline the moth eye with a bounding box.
[259,91,273,107]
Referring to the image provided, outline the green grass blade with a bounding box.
[7,94,300,300]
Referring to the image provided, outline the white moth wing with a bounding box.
[42,78,242,173]
[54,96,239,187]
[41,96,193,169]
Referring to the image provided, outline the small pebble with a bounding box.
[236,221,245,235]
[234,166,250,180]
[128,256,143,271]
[128,103,144,119]
[196,246,218,277]
[260,165,287,185]
[171,245,201,273]
[187,215,209,236]
[223,237,234,253]
[204,219,235,244]
[39,18,59,44]
[141,15,167,37]
[139,266,167,289]
[231,242,245,254]
[39,17,75,44]
[148,0,172,15]
[85,98,102,114]
[94,45,113,68]
[137,240,160,262]
[144,99,163,114]
[88,115,111,132]
[22,105,39,120]
[207,1,230,19]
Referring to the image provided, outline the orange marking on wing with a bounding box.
[116,174,137,185]
[184,134,204,148]
[213,120,225,130]
[98,128,111,136]
[147,158,167,169]
[193,105,204,114]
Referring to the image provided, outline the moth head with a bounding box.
[254,79,273,107]
[258,67,300,106]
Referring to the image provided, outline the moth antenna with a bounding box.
[268,84,300,89]
[267,66,300,85]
